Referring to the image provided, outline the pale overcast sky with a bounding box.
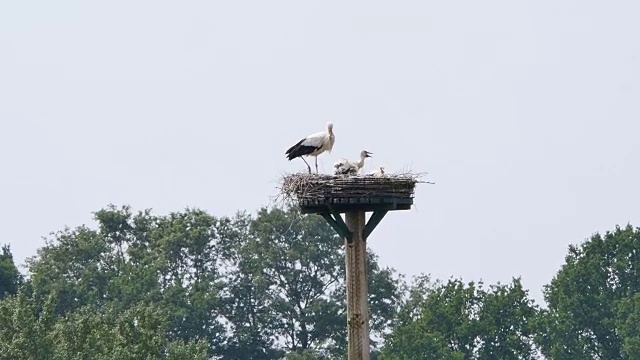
[1,0,639,304]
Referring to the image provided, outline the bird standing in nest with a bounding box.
[285,122,335,174]
[333,150,372,175]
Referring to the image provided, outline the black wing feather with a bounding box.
[285,138,321,160]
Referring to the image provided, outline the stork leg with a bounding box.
[315,156,319,173]
[301,157,312,174]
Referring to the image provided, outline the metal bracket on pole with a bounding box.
[363,210,388,240]
[320,211,353,242]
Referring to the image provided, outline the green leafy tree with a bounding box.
[26,223,115,315]
[223,207,402,358]
[380,276,477,359]
[284,349,331,360]
[22,205,228,357]
[142,208,226,348]
[218,212,285,359]
[0,244,22,300]
[616,293,640,358]
[2,204,405,359]
[0,289,208,360]
[380,276,537,359]
[249,207,344,352]
[535,224,640,359]
[48,302,209,360]
[476,279,537,359]
[0,289,57,359]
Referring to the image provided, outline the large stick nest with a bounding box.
[277,171,427,205]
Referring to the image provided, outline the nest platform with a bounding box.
[280,173,419,214]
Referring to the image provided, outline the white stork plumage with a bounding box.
[333,150,372,175]
[285,122,335,173]
[367,166,385,177]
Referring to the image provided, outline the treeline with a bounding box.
[0,205,639,359]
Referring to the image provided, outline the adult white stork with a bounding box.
[285,122,335,174]
[333,150,372,175]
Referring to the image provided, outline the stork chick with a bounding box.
[285,122,335,174]
[333,150,372,175]
[368,166,385,177]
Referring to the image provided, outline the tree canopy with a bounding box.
[379,276,538,359]
[536,224,640,359]
[1,205,639,359]
[0,244,22,300]
[0,205,400,359]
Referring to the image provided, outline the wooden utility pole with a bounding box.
[345,211,369,360]
[318,208,390,360]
